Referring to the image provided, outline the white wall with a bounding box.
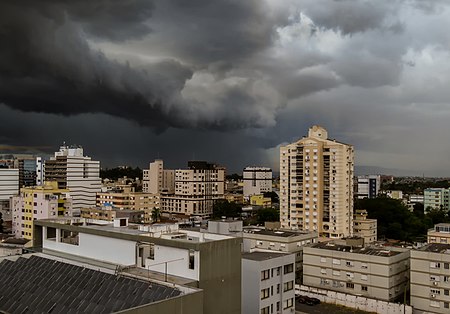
[146,245,200,281]
[43,227,136,265]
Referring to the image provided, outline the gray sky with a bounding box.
[1,0,450,175]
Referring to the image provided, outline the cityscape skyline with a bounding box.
[2,1,450,176]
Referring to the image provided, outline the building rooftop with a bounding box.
[0,255,181,313]
[419,243,450,253]
[243,227,315,238]
[242,251,290,261]
[310,242,405,257]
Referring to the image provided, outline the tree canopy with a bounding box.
[212,200,242,219]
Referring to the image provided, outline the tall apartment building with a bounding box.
[353,209,377,244]
[161,161,225,216]
[142,159,175,194]
[0,168,19,202]
[11,181,72,239]
[410,243,450,313]
[44,145,101,211]
[36,157,44,186]
[303,239,410,302]
[243,167,272,198]
[280,125,354,238]
[356,175,380,199]
[424,188,450,211]
[242,252,296,314]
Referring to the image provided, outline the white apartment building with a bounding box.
[33,218,242,314]
[44,145,101,211]
[243,226,318,284]
[280,125,354,238]
[424,188,450,211]
[243,167,272,199]
[36,157,44,186]
[161,161,225,216]
[0,168,19,201]
[11,181,73,240]
[353,209,377,244]
[142,159,175,194]
[242,252,296,314]
[428,223,450,244]
[303,239,410,302]
[410,243,450,313]
[356,175,380,199]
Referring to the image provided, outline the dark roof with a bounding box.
[1,238,30,245]
[242,252,290,261]
[420,243,450,253]
[310,242,404,257]
[0,255,181,313]
[243,228,308,238]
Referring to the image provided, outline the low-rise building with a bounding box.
[356,175,380,199]
[81,206,147,224]
[243,166,272,199]
[428,223,450,244]
[303,239,410,302]
[208,219,243,235]
[243,226,318,283]
[11,181,72,240]
[242,252,295,314]
[410,243,450,313]
[250,194,272,207]
[424,188,450,211]
[33,218,241,314]
[0,168,19,202]
[353,209,377,244]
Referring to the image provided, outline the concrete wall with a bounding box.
[199,238,242,314]
[297,285,412,314]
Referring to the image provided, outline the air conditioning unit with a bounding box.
[433,282,438,286]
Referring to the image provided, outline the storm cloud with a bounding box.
[2,0,450,175]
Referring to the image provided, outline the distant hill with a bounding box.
[355,165,423,177]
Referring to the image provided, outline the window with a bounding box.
[332,259,341,265]
[445,263,449,270]
[430,262,441,269]
[284,264,294,274]
[361,274,368,281]
[320,257,327,263]
[284,281,294,292]
[261,270,270,281]
[260,288,270,300]
[431,289,441,295]
[277,284,280,294]
[261,306,269,314]
[346,261,354,267]
[361,286,368,291]
[430,300,439,308]
[283,298,293,309]
[346,283,354,289]
[189,249,195,269]
[361,263,368,269]
[149,243,155,260]
[276,302,280,312]
[321,268,327,274]
[276,266,281,275]
[444,302,449,309]
[333,270,340,276]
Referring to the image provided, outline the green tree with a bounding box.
[212,200,242,219]
[263,191,279,204]
[151,207,161,223]
[256,207,279,224]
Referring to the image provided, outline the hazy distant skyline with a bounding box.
[1,1,450,175]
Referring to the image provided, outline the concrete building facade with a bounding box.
[356,175,380,199]
[33,218,242,314]
[11,181,73,240]
[353,209,377,244]
[243,167,272,199]
[428,223,450,244]
[243,227,318,284]
[143,159,175,194]
[424,188,450,211]
[0,168,19,202]
[280,125,354,238]
[44,145,101,211]
[161,161,225,217]
[303,239,410,302]
[410,243,450,313]
[242,252,296,314]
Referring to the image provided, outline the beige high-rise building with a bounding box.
[143,159,175,194]
[280,125,354,238]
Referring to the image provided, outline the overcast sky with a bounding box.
[1,0,450,176]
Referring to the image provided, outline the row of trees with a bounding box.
[100,167,143,181]
[356,196,450,242]
[212,199,279,225]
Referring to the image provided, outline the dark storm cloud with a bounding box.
[3,0,450,175]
